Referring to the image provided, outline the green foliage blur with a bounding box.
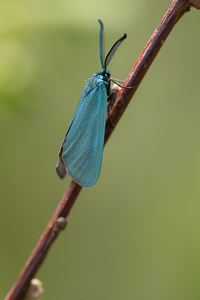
[1,1,200,299]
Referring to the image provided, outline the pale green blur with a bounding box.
[1,1,200,300]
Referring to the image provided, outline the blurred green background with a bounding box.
[1,1,200,299]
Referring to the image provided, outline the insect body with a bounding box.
[56,19,127,187]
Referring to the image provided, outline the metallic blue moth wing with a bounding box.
[56,74,108,187]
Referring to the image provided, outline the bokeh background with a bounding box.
[1,1,200,299]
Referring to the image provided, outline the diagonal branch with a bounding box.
[104,0,190,142]
[5,1,196,299]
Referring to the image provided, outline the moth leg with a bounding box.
[107,91,115,128]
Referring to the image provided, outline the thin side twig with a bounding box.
[5,1,195,299]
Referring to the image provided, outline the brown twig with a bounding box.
[104,0,191,142]
[190,0,200,9]
[5,181,82,300]
[5,1,196,299]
